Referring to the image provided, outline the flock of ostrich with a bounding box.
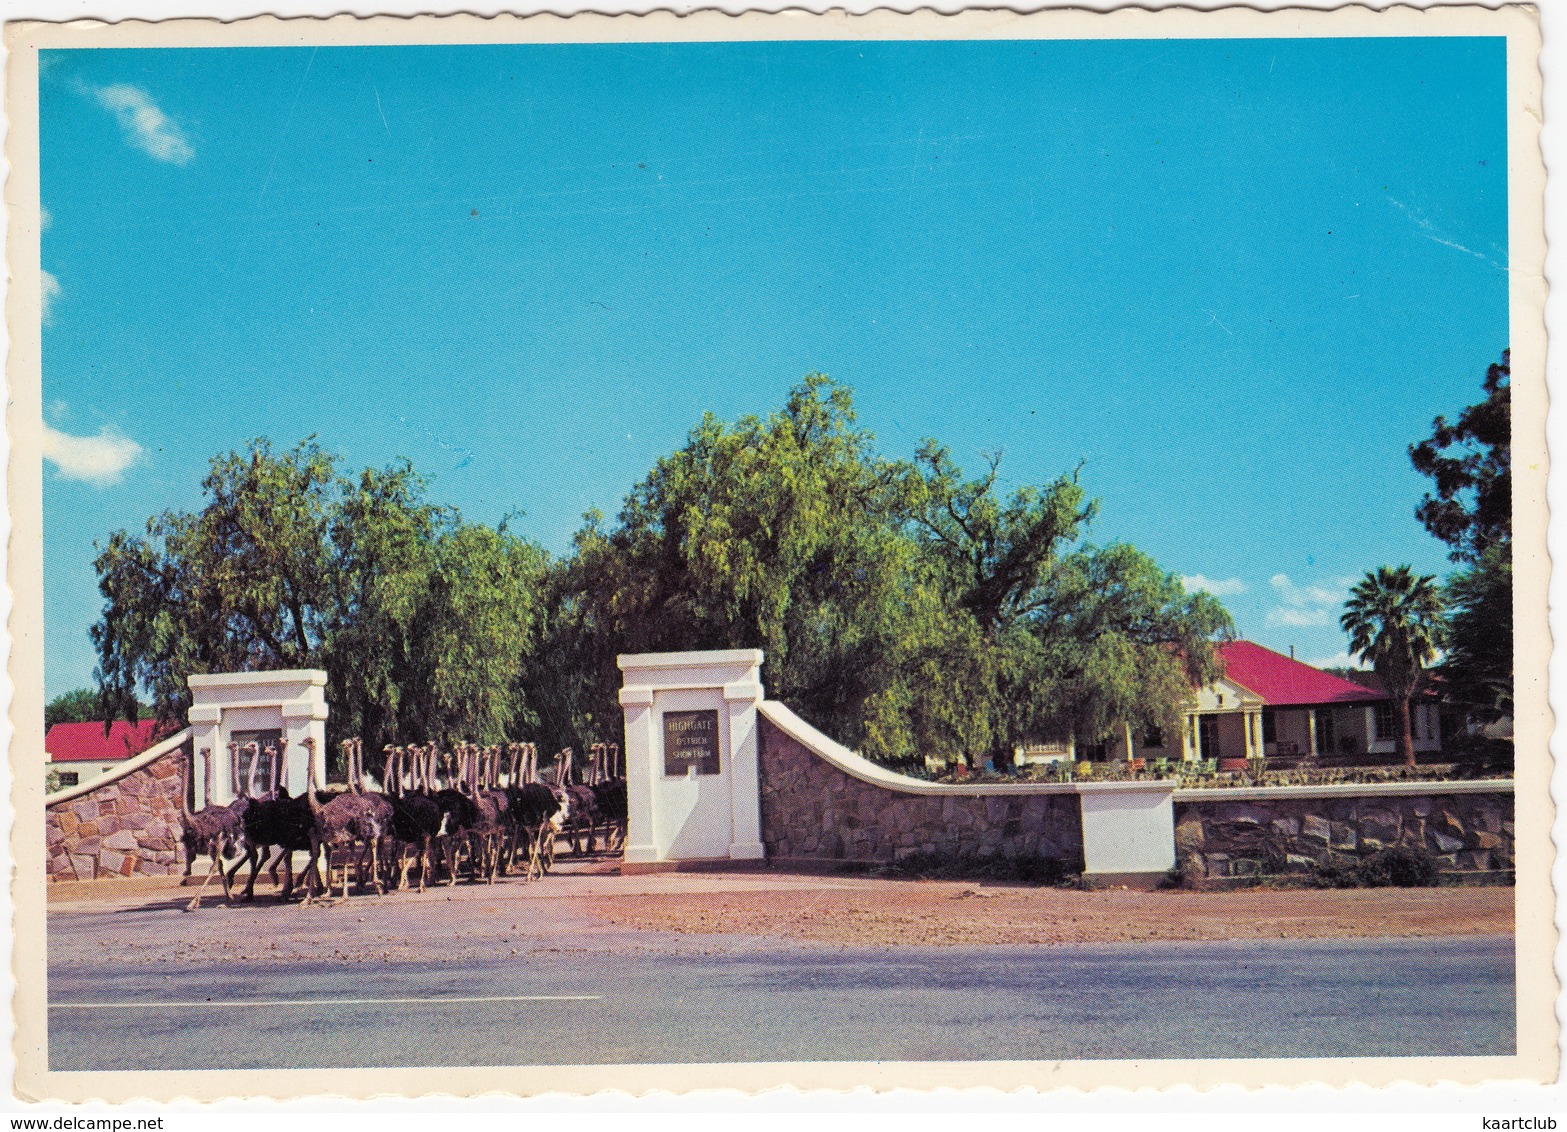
[178,735,627,910]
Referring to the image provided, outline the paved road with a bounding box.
[49,914,1513,1068]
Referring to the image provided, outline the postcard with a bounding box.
[5,3,1556,1106]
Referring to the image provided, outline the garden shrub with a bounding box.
[1355,846,1441,888]
[876,850,1073,886]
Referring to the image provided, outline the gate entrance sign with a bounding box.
[663,710,721,776]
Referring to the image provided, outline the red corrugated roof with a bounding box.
[44,720,171,763]
[1217,641,1387,706]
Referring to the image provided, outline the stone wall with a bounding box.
[1174,790,1514,885]
[45,739,190,880]
[758,717,1084,867]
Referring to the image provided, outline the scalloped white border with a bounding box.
[3,1,1557,1112]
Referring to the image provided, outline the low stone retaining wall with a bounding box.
[758,716,1084,867]
[45,732,191,881]
[1173,785,1514,885]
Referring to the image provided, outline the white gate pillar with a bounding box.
[618,649,766,870]
[186,670,328,803]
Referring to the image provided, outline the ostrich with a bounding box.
[505,742,569,880]
[557,747,602,856]
[245,742,308,890]
[381,744,445,891]
[588,742,628,854]
[343,737,395,893]
[429,745,480,885]
[302,740,386,903]
[239,739,315,902]
[179,746,247,911]
[446,742,503,884]
[499,742,532,873]
[475,744,512,879]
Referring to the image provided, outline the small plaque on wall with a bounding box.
[663,709,721,776]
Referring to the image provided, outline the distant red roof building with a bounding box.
[1215,641,1387,706]
[44,720,174,763]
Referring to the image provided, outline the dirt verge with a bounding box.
[578,880,1515,947]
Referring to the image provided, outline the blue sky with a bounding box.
[39,37,1509,698]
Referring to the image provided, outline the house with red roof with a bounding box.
[1068,641,1441,767]
[44,720,175,789]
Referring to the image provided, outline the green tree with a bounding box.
[1340,566,1445,766]
[1028,543,1232,751]
[1409,352,1512,728]
[404,522,549,744]
[899,443,1094,634]
[1410,350,1510,564]
[553,374,924,758]
[45,688,106,729]
[898,445,1232,766]
[555,375,1235,770]
[1439,545,1512,723]
[92,438,549,762]
[93,438,345,729]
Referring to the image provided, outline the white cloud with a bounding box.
[1306,651,1365,672]
[1182,574,1246,597]
[1268,607,1328,628]
[1266,572,1354,629]
[42,424,142,486]
[41,207,52,229]
[41,270,60,322]
[1269,573,1352,608]
[91,83,193,165]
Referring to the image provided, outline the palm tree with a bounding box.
[1340,566,1445,766]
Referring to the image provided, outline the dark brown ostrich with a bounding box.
[382,744,446,891]
[179,746,247,911]
[303,738,387,903]
[343,737,396,893]
[557,747,602,856]
[475,744,512,879]
[588,742,628,854]
[450,742,503,884]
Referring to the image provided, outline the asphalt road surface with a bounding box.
[49,907,1513,1068]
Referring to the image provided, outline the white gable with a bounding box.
[1190,676,1262,712]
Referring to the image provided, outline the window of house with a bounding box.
[1373,702,1396,742]
[1142,726,1165,750]
[1261,709,1276,744]
[57,771,79,788]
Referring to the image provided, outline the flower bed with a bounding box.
[932,761,1511,790]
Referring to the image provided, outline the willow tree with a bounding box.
[899,447,1232,766]
[92,438,549,762]
[552,374,930,759]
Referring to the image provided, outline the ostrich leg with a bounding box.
[184,853,223,912]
